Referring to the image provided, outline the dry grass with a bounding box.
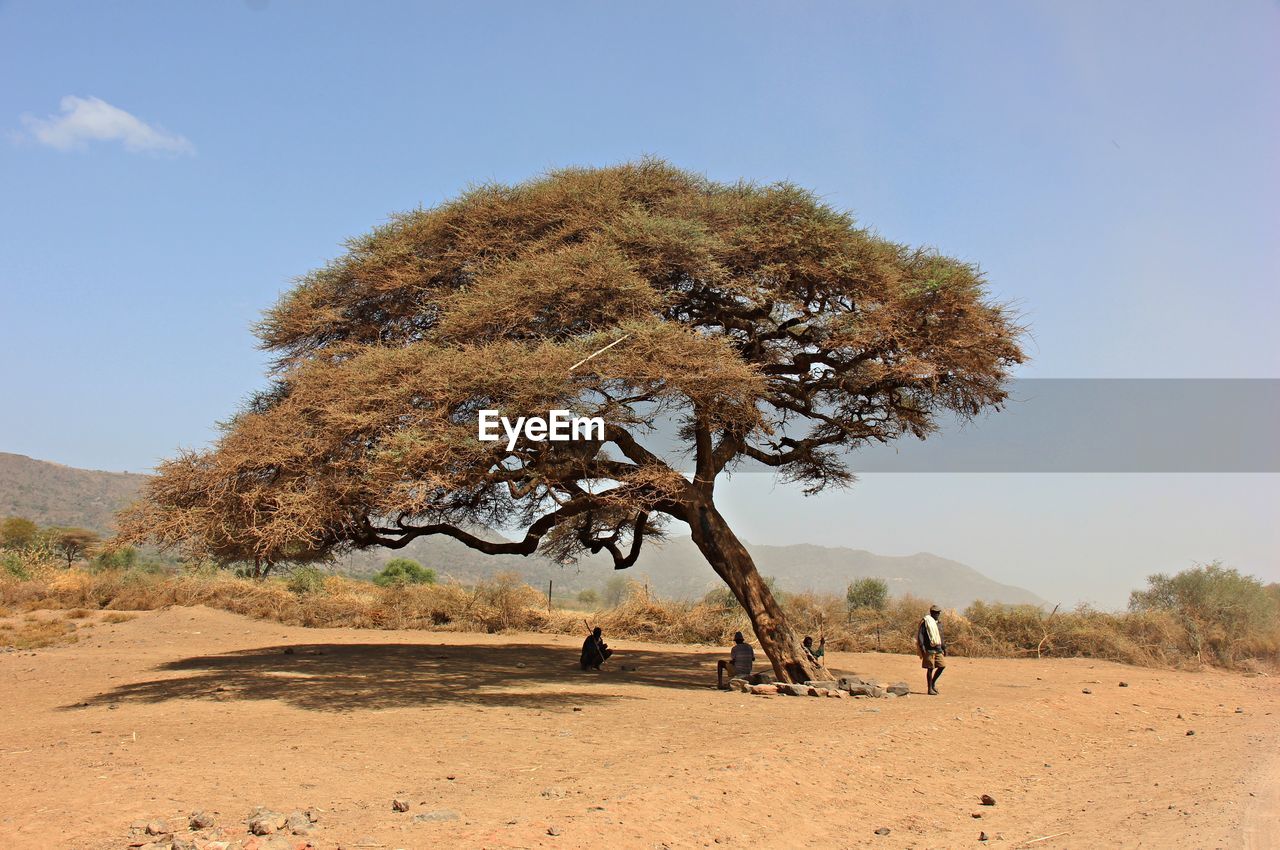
[0,615,78,650]
[2,564,1275,670]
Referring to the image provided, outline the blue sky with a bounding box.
[1,1,1276,603]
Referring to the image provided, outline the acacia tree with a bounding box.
[119,160,1023,682]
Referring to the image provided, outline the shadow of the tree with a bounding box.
[67,641,724,713]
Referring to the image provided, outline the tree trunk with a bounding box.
[688,502,821,684]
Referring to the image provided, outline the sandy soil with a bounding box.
[0,605,1275,850]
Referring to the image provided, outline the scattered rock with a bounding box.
[728,678,750,692]
[839,676,873,689]
[547,825,562,836]
[515,662,526,668]
[541,787,567,799]
[247,808,286,836]
[804,680,838,690]
[171,837,197,850]
[813,687,831,697]
[305,808,321,824]
[980,794,996,806]
[1236,707,1244,714]
[869,685,887,698]
[1119,681,1128,687]
[874,827,891,835]
[145,819,172,836]
[749,684,778,695]
[1186,730,1195,736]
[392,798,410,812]
[413,809,460,823]
[748,672,774,685]
[189,810,216,830]
[979,831,989,841]
[285,811,310,834]
[1082,688,1092,694]
[887,682,910,697]
[572,706,582,712]
[971,812,983,818]
[826,689,846,698]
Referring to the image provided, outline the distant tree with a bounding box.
[577,588,599,605]
[846,577,889,611]
[602,575,628,607]
[51,528,101,568]
[0,517,39,550]
[1130,562,1279,664]
[373,557,436,587]
[119,161,1024,682]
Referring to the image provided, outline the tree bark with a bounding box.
[688,502,821,683]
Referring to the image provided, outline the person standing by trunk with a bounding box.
[917,605,947,695]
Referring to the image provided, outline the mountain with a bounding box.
[0,452,149,532]
[0,451,1046,607]
[342,531,1047,609]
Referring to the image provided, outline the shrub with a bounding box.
[91,546,139,571]
[286,565,328,596]
[372,558,437,587]
[577,589,599,605]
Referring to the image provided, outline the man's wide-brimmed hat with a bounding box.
[929,604,942,614]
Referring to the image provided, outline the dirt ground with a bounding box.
[0,606,1275,850]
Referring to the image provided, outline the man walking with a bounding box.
[916,604,947,695]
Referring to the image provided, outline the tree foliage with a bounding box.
[1,517,39,550]
[50,527,101,568]
[118,160,1024,681]
[846,576,889,611]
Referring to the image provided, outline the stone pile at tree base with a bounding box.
[727,674,910,699]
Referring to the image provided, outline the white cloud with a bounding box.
[19,95,195,156]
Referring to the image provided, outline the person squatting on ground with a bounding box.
[917,604,947,695]
[717,631,754,688]
[580,626,613,671]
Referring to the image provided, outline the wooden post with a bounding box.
[547,579,553,612]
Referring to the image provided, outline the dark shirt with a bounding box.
[580,634,608,668]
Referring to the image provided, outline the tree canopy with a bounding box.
[119,160,1024,680]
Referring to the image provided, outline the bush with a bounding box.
[372,558,437,587]
[286,565,328,596]
[1129,562,1280,665]
[577,589,599,605]
[92,546,139,571]
[846,577,889,611]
